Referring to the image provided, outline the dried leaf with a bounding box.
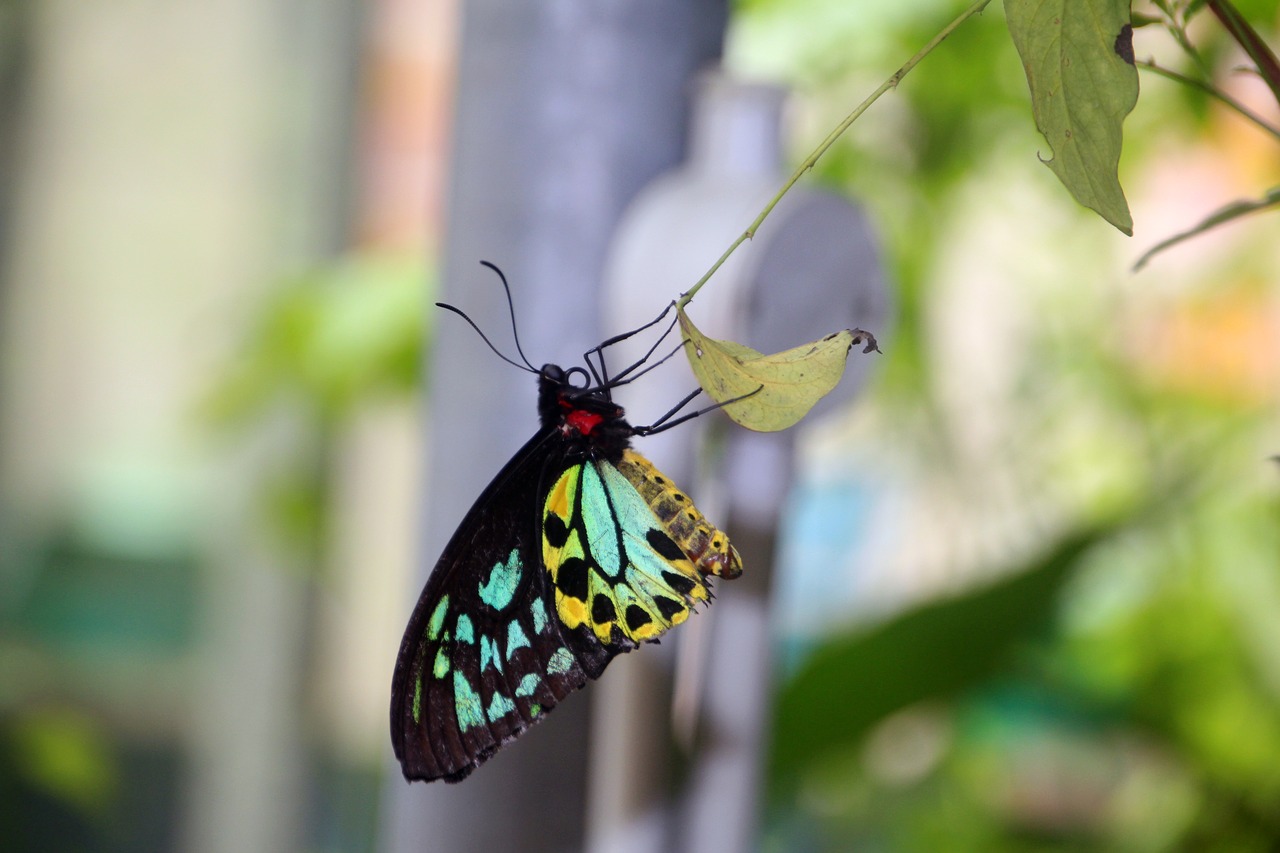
[678,307,878,433]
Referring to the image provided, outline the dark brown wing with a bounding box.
[390,430,611,782]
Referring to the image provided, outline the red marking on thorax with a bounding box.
[565,409,604,436]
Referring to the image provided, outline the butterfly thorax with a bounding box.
[536,364,632,463]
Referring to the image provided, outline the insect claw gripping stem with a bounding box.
[583,301,677,389]
[606,316,680,386]
[632,384,764,436]
[595,342,684,393]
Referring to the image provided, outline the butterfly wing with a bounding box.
[392,438,741,783]
[543,450,739,656]
[391,430,595,783]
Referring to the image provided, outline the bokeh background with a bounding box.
[1,1,1277,852]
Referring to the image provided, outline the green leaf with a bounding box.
[677,307,879,433]
[768,525,1111,790]
[1005,0,1139,234]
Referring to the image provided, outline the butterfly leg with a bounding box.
[583,301,676,388]
[599,340,684,390]
[633,385,763,436]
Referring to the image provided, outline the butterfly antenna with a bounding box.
[479,261,537,372]
[435,302,537,374]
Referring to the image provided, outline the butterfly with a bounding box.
[390,264,744,783]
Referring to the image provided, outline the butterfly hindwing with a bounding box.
[543,451,723,654]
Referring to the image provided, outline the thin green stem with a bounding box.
[677,0,993,310]
[1150,2,1213,80]
[1137,58,1280,142]
[1206,0,1280,108]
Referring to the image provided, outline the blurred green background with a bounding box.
[1,1,1277,851]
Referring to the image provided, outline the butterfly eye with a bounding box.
[565,367,591,389]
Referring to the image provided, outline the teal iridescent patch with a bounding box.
[515,673,540,698]
[427,595,450,639]
[531,598,548,633]
[506,621,530,657]
[580,465,621,576]
[453,671,484,731]
[478,549,521,610]
[486,691,515,722]
[480,635,503,673]
[546,647,574,675]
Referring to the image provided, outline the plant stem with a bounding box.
[1132,185,1280,270]
[1137,58,1280,142]
[1206,0,1280,108]
[677,0,993,310]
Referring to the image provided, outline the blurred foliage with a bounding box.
[203,251,430,557]
[204,252,428,428]
[0,251,430,851]
[0,708,107,852]
[733,1,1280,850]
[770,523,1119,785]
[5,708,115,818]
[1126,0,1280,264]
[764,478,1280,852]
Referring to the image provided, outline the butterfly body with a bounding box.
[391,363,741,783]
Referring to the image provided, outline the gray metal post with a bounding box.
[381,3,727,852]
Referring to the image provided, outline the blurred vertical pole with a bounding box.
[380,3,727,853]
[602,74,890,853]
[185,2,369,853]
[0,0,28,295]
[0,1,366,852]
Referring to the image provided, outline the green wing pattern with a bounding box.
[543,450,739,647]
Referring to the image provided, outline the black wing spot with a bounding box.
[625,605,652,632]
[662,570,697,596]
[653,475,666,485]
[654,596,685,621]
[1114,24,1134,65]
[557,557,589,600]
[672,493,686,503]
[544,514,570,548]
[646,528,685,562]
[592,594,616,624]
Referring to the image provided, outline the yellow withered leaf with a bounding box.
[677,306,878,433]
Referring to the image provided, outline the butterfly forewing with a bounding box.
[391,432,593,783]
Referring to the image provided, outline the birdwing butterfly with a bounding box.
[390,265,742,783]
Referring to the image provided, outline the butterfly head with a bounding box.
[536,364,632,459]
